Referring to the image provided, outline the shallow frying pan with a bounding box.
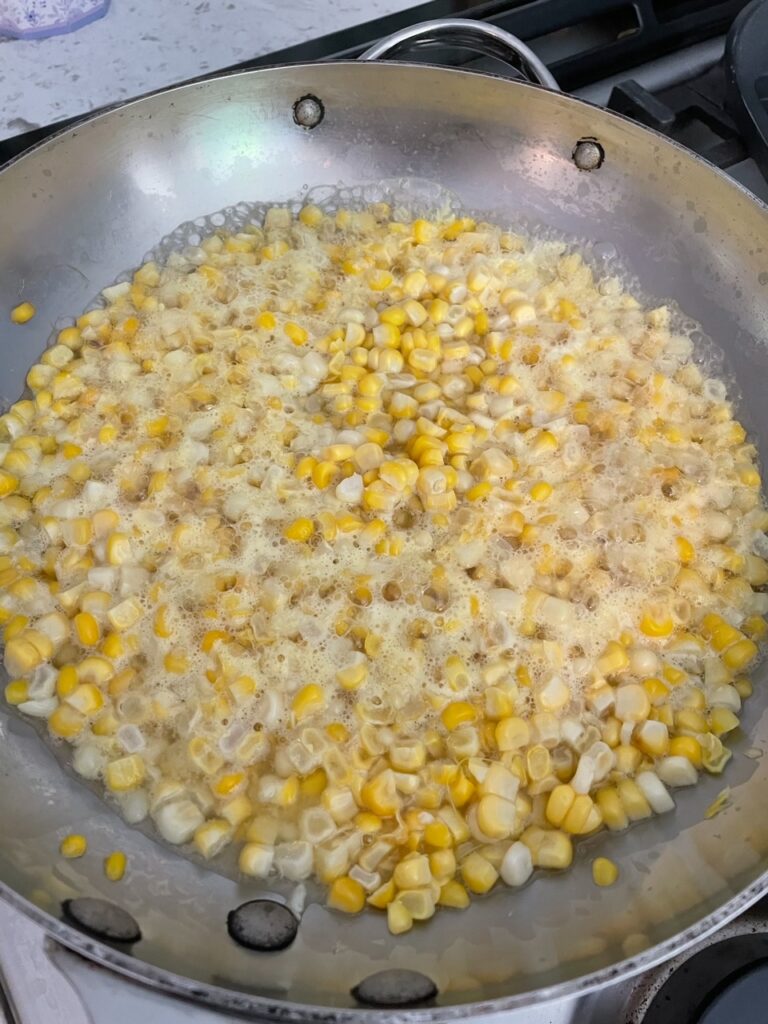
[1,17,768,1021]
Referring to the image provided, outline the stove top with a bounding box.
[2,1,768,1021]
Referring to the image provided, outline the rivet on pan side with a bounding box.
[293,95,325,129]
[227,899,299,952]
[62,897,141,944]
[573,138,605,171]
[352,969,438,1007]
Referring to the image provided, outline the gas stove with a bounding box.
[2,1,768,1022]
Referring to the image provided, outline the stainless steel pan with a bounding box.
[1,18,768,1020]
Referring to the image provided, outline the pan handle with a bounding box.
[358,18,559,91]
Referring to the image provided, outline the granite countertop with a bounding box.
[0,0,416,141]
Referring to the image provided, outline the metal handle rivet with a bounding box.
[227,899,299,952]
[63,897,141,944]
[352,969,438,1007]
[573,138,605,171]
[293,95,325,129]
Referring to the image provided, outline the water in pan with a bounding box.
[3,184,764,934]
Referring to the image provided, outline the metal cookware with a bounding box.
[1,17,768,1020]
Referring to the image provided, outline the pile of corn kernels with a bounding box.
[2,204,766,933]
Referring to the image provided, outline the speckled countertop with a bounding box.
[0,0,416,141]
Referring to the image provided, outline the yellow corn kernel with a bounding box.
[164,651,189,674]
[450,772,475,807]
[74,611,100,647]
[722,638,758,670]
[106,668,134,702]
[708,707,740,736]
[106,532,132,565]
[256,311,276,331]
[592,857,619,887]
[201,629,229,653]
[336,660,368,691]
[65,683,105,717]
[299,204,323,227]
[676,536,695,563]
[284,321,308,345]
[441,701,477,731]
[146,415,169,438]
[300,768,327,798]
[393,854,432,889]
[676,707,707,733]
[326,722,349,743]
[4,635,45,677]
[438,880,469,909]
[461,852,498,894]
[744,615,768,639]
[154,605,171,638]
[545,784,576,827]
[669,735,703,768]
[424,820,453,849]
[734,675,753,699]
[530,481,553,502]
[354,811,382,834]
[360,770,400,817]
[78,656,113,685]
[105,753,145,790]
[92,508,120,538]
[292,683,325,720]
[562,794,600,835]
[61,442,82,460]
[10,302,36,325]
[3,616,29,642]
[639,612,674,638]
[328,876,366,913]
[295,455,317,481]
[595,787,629,831]
[613,765,652,813]
[212,771,246,798]
[363,878,394,911]
[643,677,669,704]
[466,481,492,502]
[710,622,742,651]
[387,900,413,935]
[0,470,19,497]
[60,834,87,858]
[663,664,687,686]
[635,719,670,757]
[739,466,761,487]
[104,850,127,882]
[58,326,82,348]
[312,460,337,489]
[48,704,85,738]
[283,517,314,542]
[4,680,28,705]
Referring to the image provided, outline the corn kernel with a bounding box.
[60,834,87,858]
[104,851,127,881]
[441,701,477,731]
[10,302,36,325]
[592,857,619,887]
[74,612,100,647]
[461,852,498,894]
[669,735,703,768]
[283,517,314,542]
[530,481,553,502]
[328,876,366,913]
[292,683,325,720]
